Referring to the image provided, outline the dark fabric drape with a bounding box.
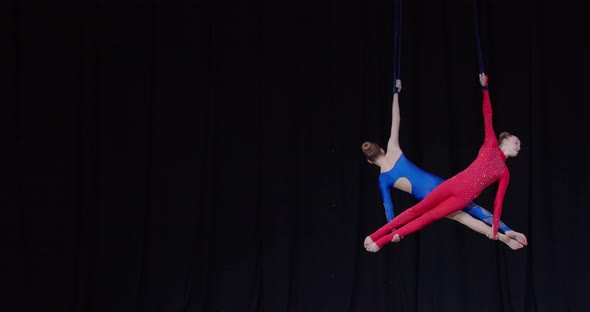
[5,0,590,311]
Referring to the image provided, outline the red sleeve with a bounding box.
[482,90,497,146]
[492,169,510,237]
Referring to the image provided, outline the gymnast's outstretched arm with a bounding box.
[386,79,403,154]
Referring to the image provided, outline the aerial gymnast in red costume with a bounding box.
[365,73,522,252]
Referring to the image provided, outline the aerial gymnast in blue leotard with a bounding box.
[362,80,527,249]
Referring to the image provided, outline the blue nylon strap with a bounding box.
[393,0,402,93]
[473,0,485,74]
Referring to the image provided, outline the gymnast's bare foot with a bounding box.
[498,233,524,250]
[392,234,401,242]
[505,230,528,246]
[366,243,381,253]
[364,236,374,248]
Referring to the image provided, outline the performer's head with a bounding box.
[498,132,521,158]
[362,141,385,164]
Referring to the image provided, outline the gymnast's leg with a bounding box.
[365,181,455,250]
[367,196,467,252]
[463,202,527,245]
[446,210,524,250]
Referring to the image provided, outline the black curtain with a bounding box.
[4,0,590,311]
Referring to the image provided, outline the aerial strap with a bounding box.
[392,0,402,93]
[473,0,485,74]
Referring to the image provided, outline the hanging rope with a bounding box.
[472,0,485,74]
[392,0,402,93]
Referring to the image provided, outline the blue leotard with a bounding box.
[378,153,510,233]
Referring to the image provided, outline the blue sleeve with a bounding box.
[379,183,395,222]
[462,202,511,233]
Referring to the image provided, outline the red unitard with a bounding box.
[369,89,510,248]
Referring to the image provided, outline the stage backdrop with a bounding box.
[4,0,590,311]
